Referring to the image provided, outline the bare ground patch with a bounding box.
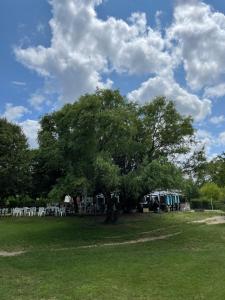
[191,216,225,225]
[79,232,181,249]
[0,251,25,257]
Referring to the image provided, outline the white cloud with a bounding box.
[204,83,225,98]
[14,0,171,105]
[29,93,46,110]
[195,129,225,158]
[210,115,225,125]
[128,75,211,121]
[37,23,45,33]
[2,103,30,122]
[12,81,26,86]
[19,119,40,148]
[1,104,39,148]
[195,129,216,156]
[14,0,225,124]
[219,131,225,146]
[167,1,225,91]
[155,10,163,30]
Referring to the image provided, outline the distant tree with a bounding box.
[0,118,31,198]
[182,179,199,202]
[200,182,221,210]
[207,153,225,187]
[181,146,208,185]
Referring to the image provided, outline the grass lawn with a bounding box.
[0,212,225,300]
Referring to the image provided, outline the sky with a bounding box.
[1,0,225,158]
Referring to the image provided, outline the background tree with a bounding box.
[199,182,222,210]
[182,179,199,202]
[0,118,31,199]
[206,153,225,187]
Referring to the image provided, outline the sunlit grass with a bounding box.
[0,212,225,299]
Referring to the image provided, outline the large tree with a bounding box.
[36,90,195,214]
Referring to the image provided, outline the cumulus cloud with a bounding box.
[128,75,211,121]
[19,119,40,148]
[210,115,225,125]
[2,103,30,122]
[1,103,39,148]
[195,129,219,158]
[14,0,171,104]
[204,83,225,98]
[193,129,225,159]
[14,0,225,122]
[219,131,225,146]
[167,1,225,91]
[29,93,46,110]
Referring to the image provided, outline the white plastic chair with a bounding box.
[38,207,46,217]
[59,207,66,217]
[29,207,37,216]
[12,207,22,217]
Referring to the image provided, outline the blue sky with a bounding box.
[1,0,225,158]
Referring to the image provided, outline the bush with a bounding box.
[35,197,48,207]
[191,198,225,211]
[190,198,211,210]
[0,197,7,208]
[3,195,37,208]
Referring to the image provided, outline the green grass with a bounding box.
[0,212,225,299]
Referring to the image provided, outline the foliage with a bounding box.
[120,172,143,210]
[4,195,35,208]
[1,90,198,209]
[140,158,184,195]
[34,90,194,208]
[0,118,31,198]
[94,154,120,194]
[206,153,225,187]
[199,182,223,210]
[48,175,90,201]
[139,96,194,161]
[182,147,208,185]
[199,182,222,201]
[182,179,199,201]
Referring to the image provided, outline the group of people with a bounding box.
[63,193,120,219]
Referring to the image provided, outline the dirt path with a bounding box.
[78,232,181,249]
[191,216,225,225]
[0,251,25,257]
[0,232,182,256]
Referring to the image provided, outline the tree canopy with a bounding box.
[3,89,217,211]
[30,90,194,208]
[0,118,31,198]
